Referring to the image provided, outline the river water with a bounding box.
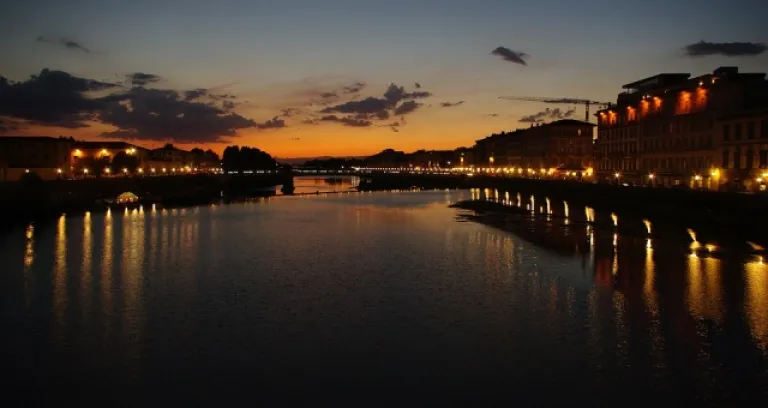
[1,186,767,406]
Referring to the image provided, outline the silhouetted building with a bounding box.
[595,66,768,188]
[473,120,595,173]
[717,107,768,192]
[72,141,150,169]
[0,136,74,181]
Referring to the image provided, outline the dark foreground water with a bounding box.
[1,189,767,406]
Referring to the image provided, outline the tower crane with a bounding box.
[498,96,611,123]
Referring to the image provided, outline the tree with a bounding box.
[110,151,140,174]
[222,145,276,171]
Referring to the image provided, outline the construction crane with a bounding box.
[498,96,611,123]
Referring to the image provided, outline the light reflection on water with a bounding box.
[1,189,767,405]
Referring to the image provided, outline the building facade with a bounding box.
[0,136,74,181]
[473,120,595,174]
[594,66,768,188]
[717,108,768,192]
[72,141,150,172]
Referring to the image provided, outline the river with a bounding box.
[1,186,767,406]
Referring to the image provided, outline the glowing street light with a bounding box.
[83,168,89,174]
[104,167,111,174]
[648,173,655,180]
[614,172,621,179]
[122,168,128,174]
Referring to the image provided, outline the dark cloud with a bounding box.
[0,68,119,128]
[184,88,208,101]
[321,96,390,115]
[99,87,257,143]
[256,116,286,129]
[127,72,162,86]
[320,114,372,127]
[415,82,421,89]
[519,107,575,123]
[290,137,301,141]
[321,83,431,119]
[440,101,465,107]
[394,100,421,115]
[484,113,500,117]
[281,108,302,117]
[342,82,366,94]
[319,91,338,99]
[222,100,236,110]
[301,118,319,125]
[36,36,90,53]
[390,127,400,133]
[491,46,529,66]
[683,41,767,57]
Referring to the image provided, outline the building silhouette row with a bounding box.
[0,138,221,181]
[468,66,768,191]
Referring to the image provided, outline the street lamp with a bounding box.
[122,168,128,174]
[104,168,111,174]
[614,172,621,179]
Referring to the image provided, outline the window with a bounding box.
[722,149,730,168]
[734,123,743,140]
[760,150,767,168]
[734,149,741,169]
[746,149,754,169]
[723,124,731,141]
[762,120,768,138]
[747,122,755,139]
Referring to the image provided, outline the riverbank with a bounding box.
[0,174,283,229]
[360,173,768,247]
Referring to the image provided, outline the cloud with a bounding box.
[301,118,319,125]
[0,68,119,128]
[683,41,767,57]
[127,72,161,86]
[394,100,421,115]
[98,87,257,143]
[342,82,366,94]
[256,116,286,129]
[390,127,400,132]
[491,46,529,66]
[319,114,372,127]
[414,82,421,89]
[290,137,301,141]
[440,101,465,107]
[319,91,338,99]
[484,113,500,117]
[281,108,302,117]
[321,82,431,118]
[519,107,575,123]
[36,36,90,53]
[184,88,208,101]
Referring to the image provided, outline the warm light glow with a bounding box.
[24,169,30,173]
[100,149,110,155]
[122,168,128,174]
[83,168,89,174]
[162,168,167,173]
[585,167,593,176]
[151,168,156,173]
[56,168,62,174]
[643,219,652,235]
[694,175,702,181]
[138,168,144,173]
[73,149,82,156]
[104,167,110,174]
[614,172,620,178]
[648,173,655,179]
[489,156,495,164]
[711,168,720,178]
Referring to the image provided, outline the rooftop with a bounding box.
[622,73,691,91]
[75,141,148,150]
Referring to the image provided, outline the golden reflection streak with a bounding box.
[81,212,92,315]
[585,206,595,223]
[530,195,535,213]
[611,213,618,228]
[643,219,652,235]
[102,209,113,312]
[686,255,723,322]
[52,217,67,331]
[516,193,521,207]
[23,224,35,269]
[745,259,768,351]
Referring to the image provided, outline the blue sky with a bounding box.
[1,0,767,157]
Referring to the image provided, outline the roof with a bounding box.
[622,73,691,90]
[75,141,147,150]
[0,136,72,142]
[545,119,595,127]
